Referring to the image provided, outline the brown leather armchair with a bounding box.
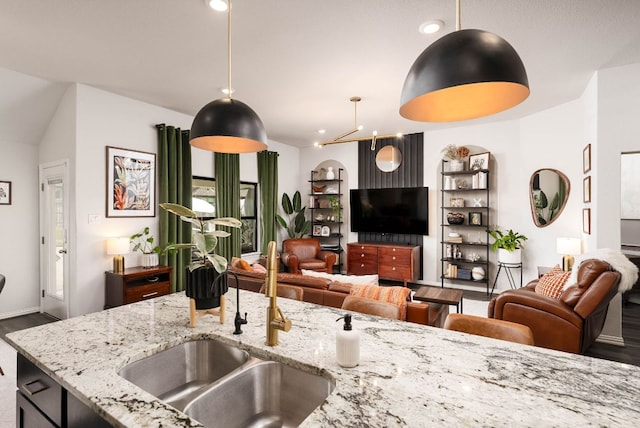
[488,259,621,354]
[281,238,337,274]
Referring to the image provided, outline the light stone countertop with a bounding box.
[6,290,640,427]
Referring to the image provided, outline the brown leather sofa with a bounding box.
[488,259,621,354]
[228,268,448,327]
[281,238,337,274]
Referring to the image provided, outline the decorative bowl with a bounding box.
[447,212,465,225]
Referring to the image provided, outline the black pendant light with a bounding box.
[190,0,267,153]
[400,0,529,122]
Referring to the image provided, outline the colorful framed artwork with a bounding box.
[583,144,591,173]
[583,208,591,234]
[583,176,591,203]
[469,212,482,226]
[0,180,11,205]
[313,225,322,236]
[469,152,490,171]
[106,146,156,217]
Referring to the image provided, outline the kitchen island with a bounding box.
[6,289,640,427]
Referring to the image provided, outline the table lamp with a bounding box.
[556,237,581,272]
[107,237,130,273]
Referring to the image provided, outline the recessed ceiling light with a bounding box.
[419,20,444,35]
[207,0,228,11]
[318,129,326,134]
[220,87,235,95]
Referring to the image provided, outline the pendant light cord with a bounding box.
[227,0,232,99]
[456,0,461,31]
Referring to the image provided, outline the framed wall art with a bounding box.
[583,144,591,173]
[106,146,156,217]
[583,208,591,234]
[583,176,591,203]
[469,152,490,171]
[469,212,482,226]
[0,180,11,205]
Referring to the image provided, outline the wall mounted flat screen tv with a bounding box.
[350,187,429,235]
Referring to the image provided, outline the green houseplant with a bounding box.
[160,203,242,309]
[129,227,165,268]
[276,191,311,238]
[487,227,528,264]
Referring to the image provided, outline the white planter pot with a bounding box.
[450,159,465,172]
[141,253,159,268]
[498,248,521,264]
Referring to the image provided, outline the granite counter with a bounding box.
[6,290,640,427]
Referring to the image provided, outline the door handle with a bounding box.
[58,249,67,254]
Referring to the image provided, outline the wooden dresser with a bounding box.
[347,242,420,282]
[105,266,173,308]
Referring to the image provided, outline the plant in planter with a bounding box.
[487,227,528,264]
[129,227,168,268]
[276,191,311,238]
[160,203,242,311]
[441,144,470,171]
[327,195,341,221]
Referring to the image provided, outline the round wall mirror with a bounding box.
[375,145,402,172]
[529,169,570,227]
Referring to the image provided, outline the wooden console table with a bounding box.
[105,265,173,308]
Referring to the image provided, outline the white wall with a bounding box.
[0,141,40,317]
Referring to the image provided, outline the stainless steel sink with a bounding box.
[118,339,334,427]
[184,360,334,428]
[118,339,249,409]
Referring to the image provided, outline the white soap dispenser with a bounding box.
[336,314,360,368]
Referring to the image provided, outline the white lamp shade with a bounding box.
[556,237,581,255]
[107,237,130,255]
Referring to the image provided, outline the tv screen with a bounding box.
[350,187,429,235]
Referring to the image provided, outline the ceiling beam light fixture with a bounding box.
[190,0,267,153]
[400,0,529,122]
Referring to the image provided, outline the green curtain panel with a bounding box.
[214,153,241,264]
[157,124,192,292]
[257,151,279,254]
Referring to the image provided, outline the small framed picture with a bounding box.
[583,144,591,173]
[106,146,156,217]
[583,208,591,234]
[313,225,322,236]
[321,225,331,237]
[450,197,464,207]
[469,152,490,171]
[469,212,482,226]
[0,181,11,205]
[583,176,591,203]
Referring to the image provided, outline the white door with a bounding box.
[40,160,70,319]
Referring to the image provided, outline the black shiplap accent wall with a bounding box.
[356,133,425,277]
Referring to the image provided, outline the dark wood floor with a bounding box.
[2,301,639,366]
[0,312,59,342]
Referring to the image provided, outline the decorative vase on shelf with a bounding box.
[450,159,465,172]
[472,267,485,280]
[326,167,335,180]
[141,253,159,268]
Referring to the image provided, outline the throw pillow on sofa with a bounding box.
[535,265,571,300]
[301,269,379,285]
[230,257,252,272]
[350,284,411,319]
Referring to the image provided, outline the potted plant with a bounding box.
[129,227,165,268]
[327,195,341,221]
[441,144,470,172]
[276,191,311,238]
[160,203,242,309]
[487,227,528,264]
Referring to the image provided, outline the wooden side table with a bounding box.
[406,281,464,313]
[105,266,173,308]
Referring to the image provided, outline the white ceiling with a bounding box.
[1,0,640,147]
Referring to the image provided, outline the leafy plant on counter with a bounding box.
[276,191,311,238]
[486,227,528,252]
[160,203,242,273]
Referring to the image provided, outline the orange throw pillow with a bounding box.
[230,257,252,272]
[535,265,570,300]
[350,284,411,319]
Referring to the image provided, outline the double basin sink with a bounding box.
[118,339,335,427]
